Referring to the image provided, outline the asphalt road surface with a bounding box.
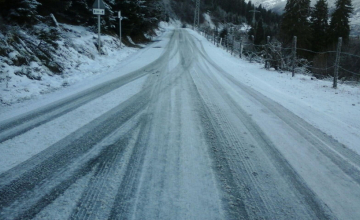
[1,29,360,220]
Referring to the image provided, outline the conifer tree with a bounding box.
[329,0,353,44]
[311,0,329,51]
[280,0,311,49]
[8,0,42,25]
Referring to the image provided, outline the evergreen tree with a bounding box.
[7,0,42,25]
[311,0,329,51]
[280,0,311,49]
[329,0,353,44]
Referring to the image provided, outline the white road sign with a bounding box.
[93,9,105,15]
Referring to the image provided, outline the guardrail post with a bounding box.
[333,37,342,88]
[292,36,297,77]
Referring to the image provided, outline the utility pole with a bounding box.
[249,4,260,27]
[194,0,200,29]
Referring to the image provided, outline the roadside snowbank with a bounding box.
[0,24,138,106]
[189,28,360,155]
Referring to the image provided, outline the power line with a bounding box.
[341,52,360,59]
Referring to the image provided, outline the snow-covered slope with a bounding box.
[0,24,139,105]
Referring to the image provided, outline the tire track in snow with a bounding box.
[0,29,204,219]
[70,124,142,220]
[0,70,147,144]
[108,122,149,220]
[110,30,226,220]
[191,28,360,178]
[183,29,335,219]
[0,88,150,218]
[196,33,360,188]
[0,29,181,144]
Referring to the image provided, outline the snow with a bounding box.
[188,28,360,155]
[0,75,147,174]
[203,13,215,30]
[0,23,170,119]
[0,23,139,106]
[0,23,173,172]
[1,23,360,219]
[188,28,360,219]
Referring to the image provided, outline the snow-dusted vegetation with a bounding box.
[0,0,166,105]
[0,23,140,104]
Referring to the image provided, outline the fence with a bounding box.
[200,30,360,89]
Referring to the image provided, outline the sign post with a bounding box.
[118,11,122,48]
[93,0,105,54]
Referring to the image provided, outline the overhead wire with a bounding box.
[339,66,360,76]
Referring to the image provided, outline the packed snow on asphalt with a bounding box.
[1,25,360,220]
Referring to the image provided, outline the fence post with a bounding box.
[240,37,243,58]
[250,35,254,63]
[231,36,235,55]
[265,36,270,69]
[333,37,342,89]
[292,36,297,77]
[224,34,228,52]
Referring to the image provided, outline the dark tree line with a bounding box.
[0,0,165,37]
[281,0,353,51]
[171,0,280,31]
[279,0,355,79]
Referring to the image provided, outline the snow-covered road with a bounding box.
[1,28,360,219]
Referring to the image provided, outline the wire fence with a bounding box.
[200,29,360,88]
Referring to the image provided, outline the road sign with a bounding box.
[118,11,122,19]
[93,0,105,54]
[93,0,105,9]
[93,9,105,15]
